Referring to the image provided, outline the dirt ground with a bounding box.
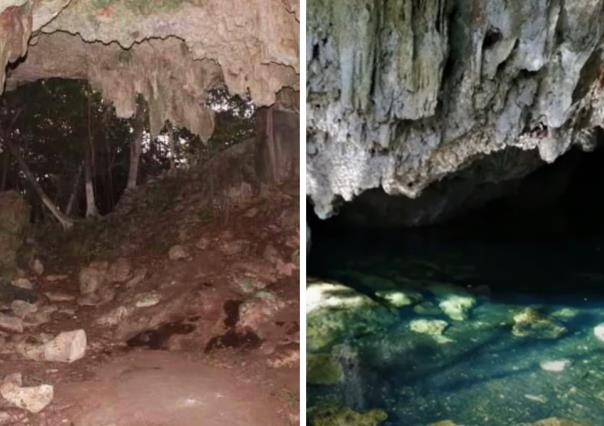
[0,173,300,425]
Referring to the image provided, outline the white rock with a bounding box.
[0,314,23,333]
[135,292,161,308]
[96,306,131,327]
[10,278,33,290]
[409,318,452,344]
[439,295,476,321]
[30,259,44,276]
[168,245,189,260]
[20,330,87,363]
[376,290,420,308]
[594,324,604,342]
[10,301,37,319]
[0,382,53,413]
[540,359,570,372]
[45,292,76,303]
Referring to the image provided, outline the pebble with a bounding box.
[540,359,570,372]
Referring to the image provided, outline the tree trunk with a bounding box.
[127,99,146,190]
[168,124,177,172]
[84,92,98,218]
[0,151,9,191]
[3,138,73,230]
[65,162,83,217]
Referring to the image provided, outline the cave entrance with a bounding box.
[308,143,604,425]
[0,77,300,424]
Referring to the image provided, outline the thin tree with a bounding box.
[83,89,99,217]
[64,162,83,216]
[126,98,147,190]
[0,112,73,230]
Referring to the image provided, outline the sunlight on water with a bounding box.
[307,234,604,426]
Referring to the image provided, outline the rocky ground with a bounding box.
[0,172,299,425]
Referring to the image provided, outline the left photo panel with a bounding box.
[0,1,300,425]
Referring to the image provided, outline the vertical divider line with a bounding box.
[299,0,307,423]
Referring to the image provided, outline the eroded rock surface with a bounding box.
[307,1,604,218]
[1,0,299,139]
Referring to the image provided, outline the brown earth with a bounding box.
[0,173,300,425]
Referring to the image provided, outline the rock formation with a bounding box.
[1,0,299,139]
[307,0,604,219]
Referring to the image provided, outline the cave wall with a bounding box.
[0,0,299,140]
[307,0,604,219]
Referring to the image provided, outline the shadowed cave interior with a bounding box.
[307,141,604,426]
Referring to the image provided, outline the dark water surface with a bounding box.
[308,227,604,425]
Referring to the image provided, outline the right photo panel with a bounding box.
[306,2,604,425]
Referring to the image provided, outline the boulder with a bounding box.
[0,382,53,413]
[19,329,86,363]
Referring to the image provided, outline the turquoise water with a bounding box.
[308,231,604,425]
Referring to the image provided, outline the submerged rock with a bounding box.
[438,295,476,321]
[516,418,586,426]
[311,406,387,426]
[409,318,452,344]
[540,359,570,372]
[307,353,344,385]
[594,324,604,342]
[307,280,395,351]
[512,308,566,339]
[375,289,421,308]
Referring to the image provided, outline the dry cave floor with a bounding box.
[0,178,300,425]
[307,235,604,426]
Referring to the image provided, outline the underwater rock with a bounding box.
[438,295,476,321]
[512,308,566,339]
[409,318,452,344]
[307,353,344,385]
[375,289,421,308]
[134,292,161,308]
[413,301,442,316]
[310,406,388,426]
[307,279,396,351]
[428,421,459,426]
[539,359,570,372]
[594,324,604,342]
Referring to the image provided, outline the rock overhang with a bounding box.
[1,0,300,140]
